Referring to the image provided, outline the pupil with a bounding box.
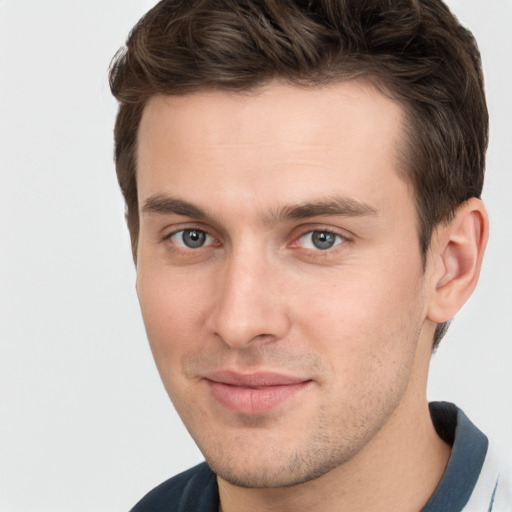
[312,231,335,250]
[183,230,206,248]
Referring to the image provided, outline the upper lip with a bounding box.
[203,370,310,387]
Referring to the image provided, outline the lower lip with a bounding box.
[206,380,311,415]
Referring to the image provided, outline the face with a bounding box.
[135,81,435,488]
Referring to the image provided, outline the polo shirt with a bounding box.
[130,402,511,511]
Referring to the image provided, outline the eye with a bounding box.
[169,229,214,249]
[298,230,345,250]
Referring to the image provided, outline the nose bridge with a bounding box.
[209,243,289,348]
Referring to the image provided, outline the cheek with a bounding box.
[291,262,425,368]
[293,274,424,426]
[136,270,207,363]
[136,270,215,417]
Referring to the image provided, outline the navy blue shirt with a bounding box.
[130,402,490,512]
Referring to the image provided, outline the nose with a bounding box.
[207,249,291,349]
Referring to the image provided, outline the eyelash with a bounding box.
[162,227,217,249]
[161,226,351,255]
[296,230,347,251]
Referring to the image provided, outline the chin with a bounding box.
[210,460,331,489]
[201,434,358,489]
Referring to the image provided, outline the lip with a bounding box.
[203,371,312,415]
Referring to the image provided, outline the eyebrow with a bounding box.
[141,194,378,222]
[269,197,378,222]
[142,195,207,218]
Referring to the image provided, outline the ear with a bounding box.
[427,198,489,324]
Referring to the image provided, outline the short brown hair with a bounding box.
[109,0,488,348]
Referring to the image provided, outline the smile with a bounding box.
[203,371,312,415]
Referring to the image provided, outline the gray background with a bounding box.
[1,1,511,510]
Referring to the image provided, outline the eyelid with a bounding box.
[298,230,345,248]
[292,223,353,241]
[287,224,354,259]
[158,222,352,253]
[171,229,215,249]
[161,224,221,249]
[162,221,213,239]
[297,229,346,253]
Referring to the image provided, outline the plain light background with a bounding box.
[0,1,510,511]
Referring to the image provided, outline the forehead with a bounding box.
[136,80,410,218]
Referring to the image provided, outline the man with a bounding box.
[109,0,510,510]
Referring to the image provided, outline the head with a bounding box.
[110,0,488,350]
[109,0,489,491]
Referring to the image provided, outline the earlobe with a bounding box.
[427,198,489,324]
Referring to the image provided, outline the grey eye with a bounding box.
[298,230,344,250]
[182,229,206,248]
[311,231,337,250]
[171,229,210,249]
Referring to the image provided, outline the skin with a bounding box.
[135,81,486,511]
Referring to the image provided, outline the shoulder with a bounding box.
[130,462,219,512]
[427,402,512,511]
[463,439,512,512]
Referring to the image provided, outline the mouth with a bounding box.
[202,371,312,415]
